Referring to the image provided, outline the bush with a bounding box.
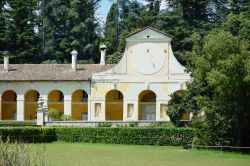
[0,127,193,146]
[55,127,193,146]
[0,121,36,127]
[0,127,56,143]
[48,108,59,120]
[167,91,189,126]
[97,122,112,127]
[60,115,72,121]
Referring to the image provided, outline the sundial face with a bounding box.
[131,43,165,74]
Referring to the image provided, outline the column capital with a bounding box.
[64,95,72,101]
[16,94,24,101]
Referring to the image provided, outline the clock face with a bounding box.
[131,43,165,74]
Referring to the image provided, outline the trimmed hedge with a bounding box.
[0,127,56,142]
[0,121,36,127]
[0,127,193,146]
[56,127,193,146]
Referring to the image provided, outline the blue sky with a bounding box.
[96,0,113,24]
[96,0,167,25]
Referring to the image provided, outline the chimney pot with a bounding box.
[71,50,78,71]
[3,51,10,72]
[100,44,107,65]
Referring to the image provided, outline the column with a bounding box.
[64,95,71,116]
[16,94,24,121]
[156,100,161,121]
[87,98,91,121]
[133,100,138,121]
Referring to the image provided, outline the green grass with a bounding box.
[34,142,250,166]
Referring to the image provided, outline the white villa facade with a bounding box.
[0,27,190,122]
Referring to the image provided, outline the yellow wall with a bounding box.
[106,103,123,120]
[92,83,113,97]
[2,90,17,120]
[106,90,123,121]
[25,91,39,101]
[48,91,63,102]
[138,90,156,120]
[24,103,38,120]
[48,90,64,115]
[181,112,190,121]
[72,90,87,102]
[2,102,16,120]
[72,103,88,120]
[72,90,88,120]
[24,90,39,120]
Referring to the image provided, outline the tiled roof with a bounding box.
[0,64,114,81]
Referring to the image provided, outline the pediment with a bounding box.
[125,27,172,42]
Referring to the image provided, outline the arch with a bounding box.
[138,90,156,121]
[71,89,88,120]
[24,90,40,120]
[105,90,123,121]
[1,90,17,120]
[48,90,64,117]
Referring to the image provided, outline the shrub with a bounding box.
[55,127,193,146]
[60,115,72,121]
[166,91,189,126]
[97,122,112,127]
[128,122,139,127]
[0,127,56,143]
[0,127,193,146]
[48,108,59,120]
[0,121,36,127]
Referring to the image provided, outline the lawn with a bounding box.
[36,142,250,166]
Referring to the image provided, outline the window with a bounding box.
[127,104,134,118]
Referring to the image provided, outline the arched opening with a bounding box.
[1,90,17,120]
[48,90,64,117]
[138,90,156,121]
[24,90,39,120]
[105,90,123,121]
[71,90,88,120]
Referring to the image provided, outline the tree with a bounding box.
[0,0,7,59]
[43,0,100,63]
[104,0,145,63]
[166,90,188,126]
[1,0,41,63]
[185,30,250,146]
[104,3,118,56]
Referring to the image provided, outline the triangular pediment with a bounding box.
[125,27,172,42]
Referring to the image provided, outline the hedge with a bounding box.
[0,127,56,142]
[0,121,36,127]
[0,127,193,146]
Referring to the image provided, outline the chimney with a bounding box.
[71,50,78,71]
[3,51,10,72]
[100,44,107,65]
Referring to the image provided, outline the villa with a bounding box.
[0,27,190,122]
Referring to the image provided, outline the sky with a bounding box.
[96,0,167,25]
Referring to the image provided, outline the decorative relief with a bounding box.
[94,103,101,117]
[127,104,134,118]
[160,104,167,119]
